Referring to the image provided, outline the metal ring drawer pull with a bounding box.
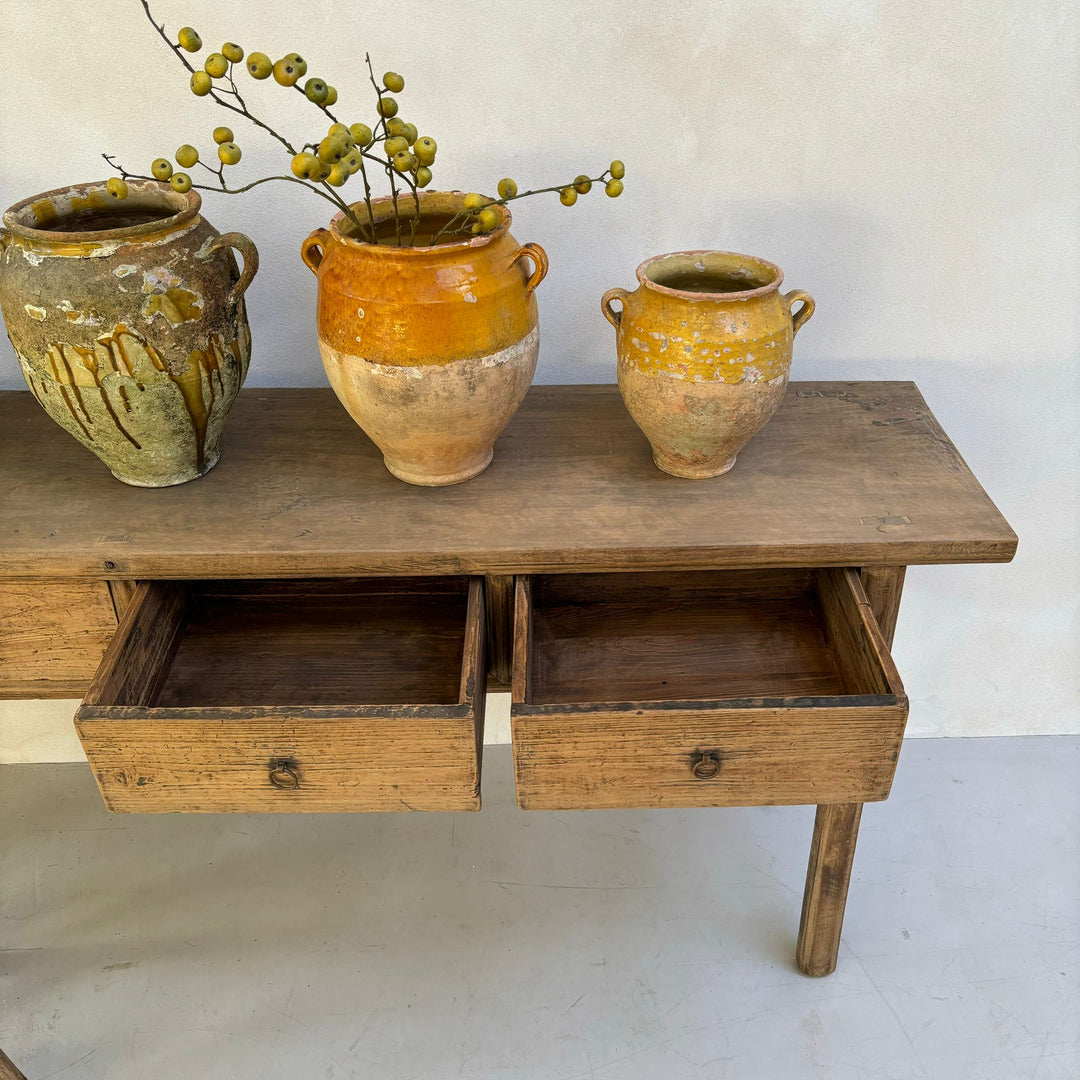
[269,760,299,789]
[691,751,722,780]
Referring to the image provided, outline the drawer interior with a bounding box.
[518,569,898,705]
[92,577,471,709]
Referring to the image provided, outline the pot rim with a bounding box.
[2,179,201,244]
[636,249,785,300]
[326,190,513,255]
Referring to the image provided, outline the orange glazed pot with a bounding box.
[603,251,814,478]
[301,192,548,486]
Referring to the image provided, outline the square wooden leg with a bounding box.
[796,802,863,976]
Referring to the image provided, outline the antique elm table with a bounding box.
[0,381,1016,978]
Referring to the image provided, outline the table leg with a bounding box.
[796,802,863,976]
[795,567,906,976]
[0,1047,28,1080]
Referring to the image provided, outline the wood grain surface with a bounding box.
[0,383,1016,580]
[0,580,117,698]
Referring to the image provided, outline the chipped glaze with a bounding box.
[0,180,258,486]
[603,250,815,478]
[302,191,548,485]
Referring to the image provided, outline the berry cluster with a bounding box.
[105,3,625,246]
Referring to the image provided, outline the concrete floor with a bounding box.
[1,737,1077,1080]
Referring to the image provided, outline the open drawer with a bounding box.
[511,568,907,810]
[76,577,485,813]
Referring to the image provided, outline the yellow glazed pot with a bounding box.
[0,180,257,486]
[302,191,548,486]
[603,250,814,478]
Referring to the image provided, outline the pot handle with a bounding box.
[512,242,549,297]
[197,232,259,306]
[784,289,815,338]
[601,287,630,329]
[301,227,331,276]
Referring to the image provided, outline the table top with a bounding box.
[0,382,1016,580]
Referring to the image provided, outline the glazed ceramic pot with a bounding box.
[603,250,815,478]
[302,191,548,486]
[0,179,257,486]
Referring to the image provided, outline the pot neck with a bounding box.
[329,190,512,258]
[2,180,201,256]
[637,250,784,302]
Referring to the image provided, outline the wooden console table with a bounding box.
[0,381,1016,977]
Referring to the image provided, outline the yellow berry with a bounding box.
[343,152,362,175]
[305,78,329,104]
[175,144,199,168]
[151,158,173,181]
[383,71,405,93]
[221,42,244,63]
[247,52,272,79]
[273,58,301,86]
[392,150,415,174]
[323,85,338,106]
[416,166,432,187]
[471,222,484,235]
[291,151,319,179]
[318,135,347,163]
[284,53,307,77]
[106,177,129,199]
[204,52,228,78]
[605,178,624,198]
[213,127,234,145]
[377,96,398,118]
[384,135,409,157]
[328,123,350,140]
[326,163,348,187]
[497,177,517,199]
[414,137,437,165]
[385,117,406,137]
[559,187,578,206]
[170,172,192,193]
[190,70,212,96]
[478,207,499,231]
[609,159,625,180]
[177,27,201,52]
[463,192,485,210]
[217,142,242,166]
[573,174,592,194]
[349,123,373,147]
[400,122,418,145]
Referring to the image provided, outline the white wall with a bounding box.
[1,0,1077,759]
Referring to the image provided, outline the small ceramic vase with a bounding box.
[302,191,547,486]
[603,250,814,478]
[0,179,257,486]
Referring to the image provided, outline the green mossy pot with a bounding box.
[0,179,258,486]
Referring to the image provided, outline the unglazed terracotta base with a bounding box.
[653,452,737,480]
[110,448,221,487]
[620,364,788,480]
[320,325,539,487]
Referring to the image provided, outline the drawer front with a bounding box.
[77,708,482,813]
[76,577,486,813]
[511,700,908,810]
[0,580,118,698]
